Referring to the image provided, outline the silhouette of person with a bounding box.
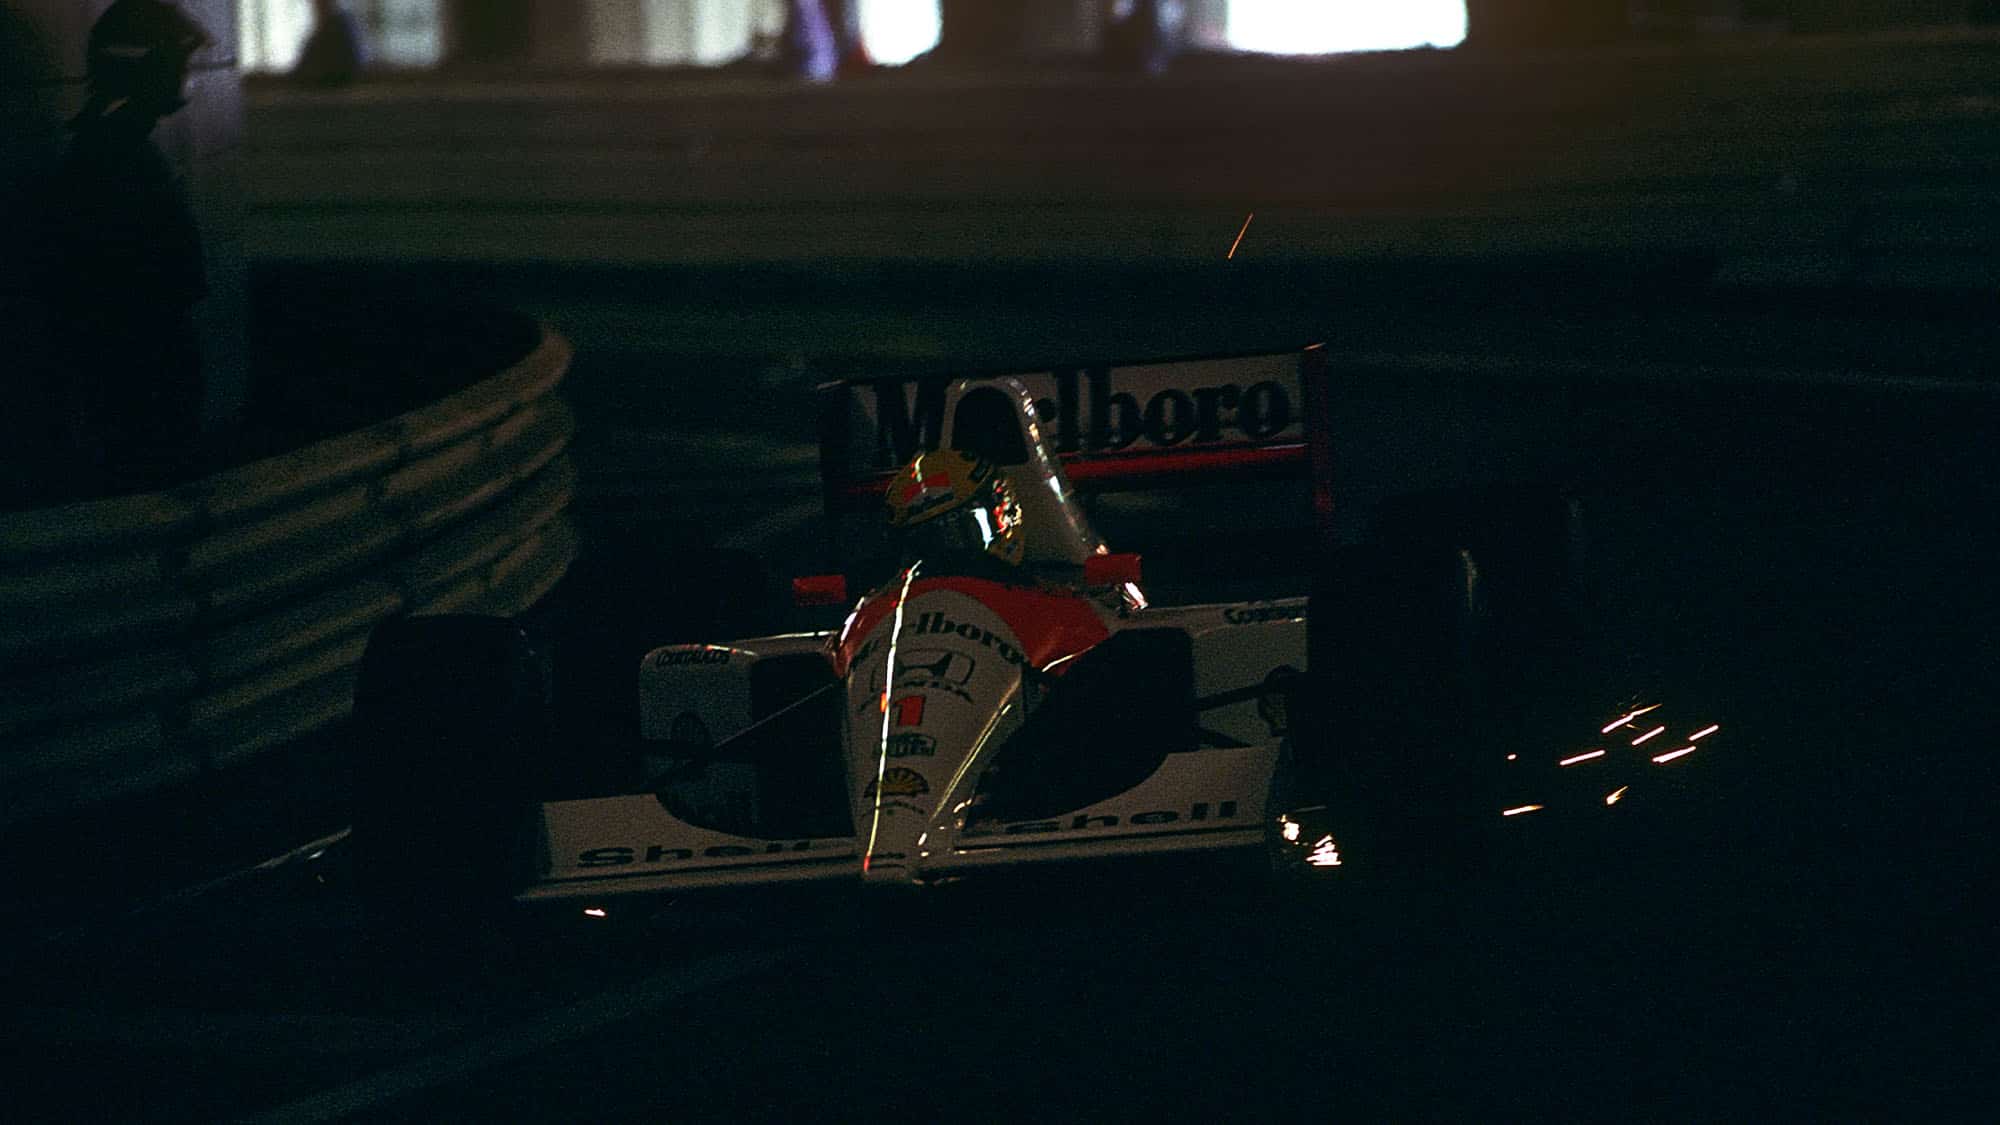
[1102,0,1183,75]
[782,0,839,81]
[293,0,366,87]
[35,0,210,498]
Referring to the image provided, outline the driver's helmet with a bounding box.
[884,448,1024,567]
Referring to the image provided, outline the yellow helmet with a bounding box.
[884,449,1025,567]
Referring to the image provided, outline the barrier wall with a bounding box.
[242,34,2000,286]
[0,325,576,829]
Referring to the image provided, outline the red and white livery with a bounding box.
[524,353,1326,900]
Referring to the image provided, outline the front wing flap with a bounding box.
[522,739,1281,899]
[931,741,1279,875]
[523,796,857,900]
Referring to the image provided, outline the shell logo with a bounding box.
[865,767,930,799]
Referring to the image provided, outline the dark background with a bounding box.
[3,3,1997,1120]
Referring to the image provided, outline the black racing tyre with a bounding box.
[1249,744,1357,916]
[348,614,549,923]
[1299,486,1582,877]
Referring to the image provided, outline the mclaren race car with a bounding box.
[349,347,1721,912]
[350,351,1349,910]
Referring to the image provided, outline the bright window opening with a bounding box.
[240,0,311,71]
[859,0,942,66]
[1225,0,1467,55]
[239,0,440,71]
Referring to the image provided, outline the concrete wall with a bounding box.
[0,0,247,438]
[242,34,2000,285]
[1467,1,1987,45]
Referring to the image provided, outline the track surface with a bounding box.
[4,802,1984,1121]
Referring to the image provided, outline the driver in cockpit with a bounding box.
[883,448,1026,573]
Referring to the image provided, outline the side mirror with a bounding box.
[791,574,848,608]
[1083,552,1143,587]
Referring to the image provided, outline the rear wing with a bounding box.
[816,346,1326,511]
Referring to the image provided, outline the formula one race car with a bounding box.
[349,347,1722,913]
[350,351,1345,912]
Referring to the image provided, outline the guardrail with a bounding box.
[0,325,577,829]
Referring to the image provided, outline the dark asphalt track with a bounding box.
[4,801,1984,1121]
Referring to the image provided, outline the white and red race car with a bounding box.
[352,350,1349,909]
[350,347,1718,911]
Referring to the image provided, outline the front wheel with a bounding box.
[1298,486,1584,878]
[348,614,548,925]
[1246,745,1357,918]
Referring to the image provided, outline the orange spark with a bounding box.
[1559,750,1607,766]
[1652,746,1697,764]
[1631,725,1667,746]
[1602,703,1662,733]
[1227,212,1255,259]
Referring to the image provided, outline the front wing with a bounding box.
[519,741,1281,901]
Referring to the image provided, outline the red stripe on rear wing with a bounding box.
[832,443,1310,506]
[818,346,1326,512]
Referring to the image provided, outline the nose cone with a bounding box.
[845,587,1030,882]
